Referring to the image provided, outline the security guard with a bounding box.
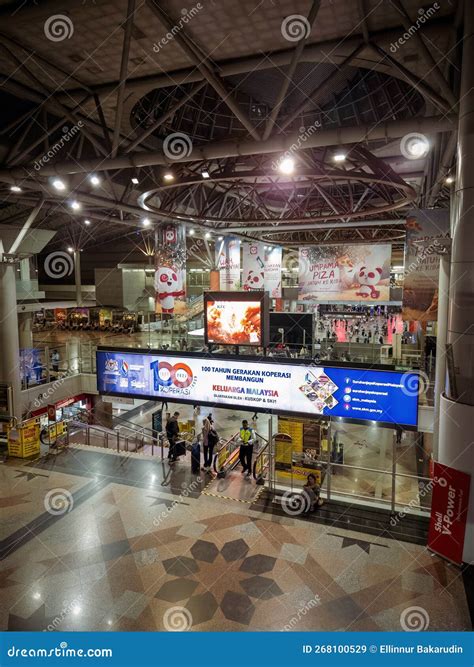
[239,419,255,478]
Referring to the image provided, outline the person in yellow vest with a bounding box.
[239,419,255,478]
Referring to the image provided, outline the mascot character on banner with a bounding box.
[155,225,186,317]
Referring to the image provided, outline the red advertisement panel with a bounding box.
[427,462,471,565]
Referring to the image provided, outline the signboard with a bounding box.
[204,291,269,347]
[265,246,282,298]
[155,224,186,316]
[402,209,450,321]
[299,244,391,302]
[242,242,265,291]
[97,349,420,428]
[8,420,41,458]
[47,404,56,421]
[215,237,241,291]
[427,462,471,565]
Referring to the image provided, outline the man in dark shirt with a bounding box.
[166,411,180,463]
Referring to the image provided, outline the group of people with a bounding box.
[163,408,256,478]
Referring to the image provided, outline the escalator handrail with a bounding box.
[212,432,241,473]
[252,440,269,480]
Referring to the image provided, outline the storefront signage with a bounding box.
[427,462,471,565]
[97,349,420,427]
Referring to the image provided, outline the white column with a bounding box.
[432,254,450,459]
[0,262,22,420]
[74,250,82,306]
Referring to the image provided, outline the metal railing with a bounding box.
[213,431,268,478]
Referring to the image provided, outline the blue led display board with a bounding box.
[97,349,419,428]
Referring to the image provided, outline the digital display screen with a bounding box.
[204,292,268,347]
[97,349,419,428]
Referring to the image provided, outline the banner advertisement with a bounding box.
[215,237,241,291]
[298,244,391,302]
[242,242,265,291]
[427,462,471,565]
[265,246,282,297]
[402,209,450,321]
[97,349,419,427]
[155,224,186,316]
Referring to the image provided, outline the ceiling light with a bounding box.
[131,177,139,185]
[189,229,195,236]
[52,178,66,191]
[218,236,223,241]
[445,176,454,184]
[142,217,151,227]
[205,232,211,239]
[163,173,174,182]
[89,174,100,186]
[403,135,430,159]
[202,170,210,179]
[10,185,22,193]
[67,246,74,253]
[70,200,81,211]
[279,157,295,175]
[333,152,346,162]
[84,219,91,225]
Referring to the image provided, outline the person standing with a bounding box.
[51,349,60,374]
[204,422,219,472]
[201,413,212,457]
[166,411,180,463]
[239,419,255,478]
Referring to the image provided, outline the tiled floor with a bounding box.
[0,447,471,632]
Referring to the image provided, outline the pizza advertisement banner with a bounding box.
[155,224,187,316]
[298,244,391,302]
[427,462,471,565]
[402,209,450,322]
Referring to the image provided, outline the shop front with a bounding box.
[31,393,92,424]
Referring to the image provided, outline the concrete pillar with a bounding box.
[0,262,22,420]
[438,0,474,563]
[18,311,33,350]
[74,250,82,306]
[432,254,450,459]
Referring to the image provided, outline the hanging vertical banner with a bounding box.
[242,242,265,291]
[299,244,391,301]
[265,246,282,298]
[427,462,471,565]
[155,224,186,315]
[402,209,450,321]
[215,237,241,291]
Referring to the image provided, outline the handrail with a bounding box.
[252,440,269,484]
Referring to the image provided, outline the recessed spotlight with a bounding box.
[52,178,66,191]
[84,219,91,225]
[70,200,81,211]
[218,236,223,241]
[67,246,74,253]
[89,174,100,186]
[10,185,22,192]
[333,152,346,162]
[142,217,151,227]
[205,232,211,239]
[202,170,210,179]
[131,177,139,185]
[189,229,195,236]
[279,157,295,175]
[445,176,454,184]
[164,172,174,182]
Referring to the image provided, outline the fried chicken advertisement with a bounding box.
[206,301,262,345]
